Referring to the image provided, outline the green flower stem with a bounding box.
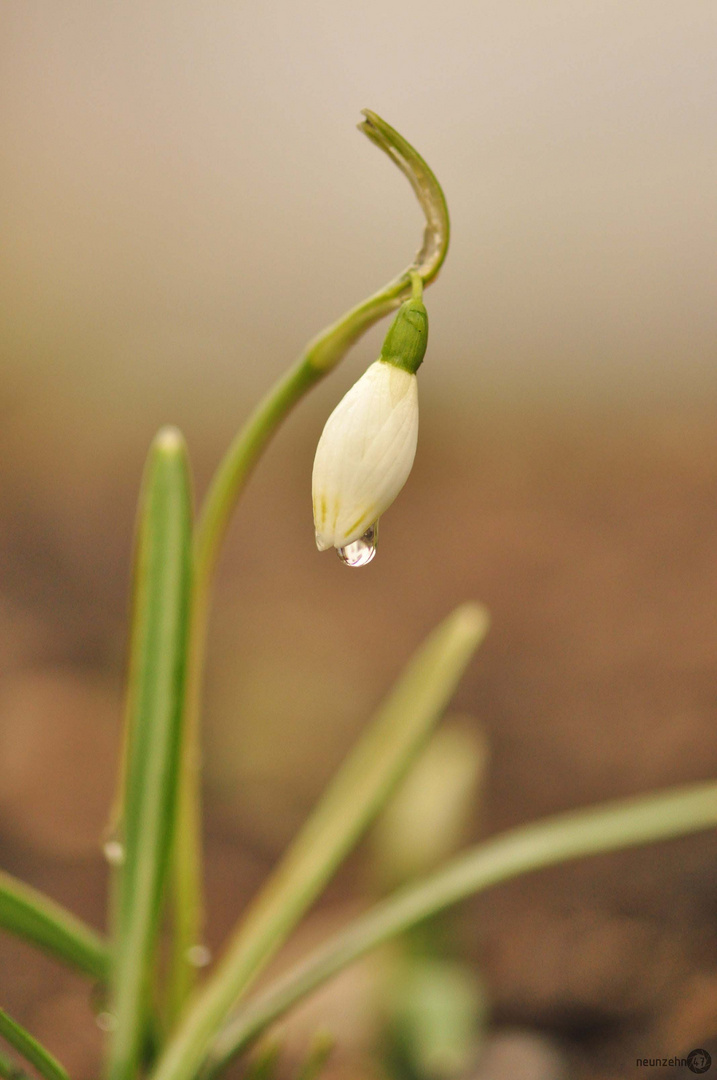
[168,109,451,1013]
[152,605,486,1080]
[206,780,717,1074]
[0,869,108,982]
[106,428,193,1080]
[167,360,322,1020]
[0,1009,69,1080]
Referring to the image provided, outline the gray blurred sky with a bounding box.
[1,1,715,442]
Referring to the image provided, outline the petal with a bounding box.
[312,361,418,549]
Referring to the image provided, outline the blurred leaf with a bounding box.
[208,778,717,1071]
[372,723,488,890]
[295,1033,333,1080]
[242,1040,282,1080]
[383,957,486,1080]
[0,1009,69,1080]
[0,869,108,981]
[0,1047,31,1080]
[106,428,193,1080]
[150,603,489,1080]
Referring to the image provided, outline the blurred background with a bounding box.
[1,3,717,1078]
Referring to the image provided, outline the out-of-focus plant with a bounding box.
[2,111,717,1080]
[372,725,490,1080]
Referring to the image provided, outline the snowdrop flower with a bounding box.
[312,288,427,565]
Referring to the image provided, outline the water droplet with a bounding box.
[96,1011,117,1032]
[103,839,125,866]
[186,944,212,968]
[337,522,378,567]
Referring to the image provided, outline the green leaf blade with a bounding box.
[294,1033,333,1080]
[106,427,193,1080]
[0,869,108,982]
[207,780,717,1072]
[0,1009,69,1080]
[150,603,489,1080]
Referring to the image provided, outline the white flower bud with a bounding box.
[312,291,428,564]
[312,359,419,558]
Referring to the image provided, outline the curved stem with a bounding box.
[168,110,451,1014]
[358,110,449,290]
[205,780,717,1074]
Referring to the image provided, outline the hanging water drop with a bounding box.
[186,944,212,968]
[103,838,125,866]
[337,522,378,567]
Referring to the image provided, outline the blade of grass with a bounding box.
[295,1034,333,1080]
[241,1041,282,1080]
[0,869,108,981]
[168,110,451,1015]
[152,603,488,1080]
[105,428,193,1080]
[206,780,717,1073]
[0,1009,69,1080]
[0,1047,31,1080]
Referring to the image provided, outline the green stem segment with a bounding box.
[168,360,322,1019]
[168,109,451,1011]
[206,780,717,1073]
[152,605,487,1080]
[0,869,108,982]
[106,428,193,1080]
[379,292,428,374]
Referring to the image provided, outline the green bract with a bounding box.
[379,293,429,374]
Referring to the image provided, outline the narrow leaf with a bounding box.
[242,1040,282,1080]
[0,1047,31,1080]
[0,1009,69,1080]
[106,427,193,1080]
[295,1033,333,1080]
[150,603,489,1080]
[207,780,717,1072]
[0,869,108,981]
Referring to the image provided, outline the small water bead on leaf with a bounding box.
[337,522,378,567]
[96,1011,118,1032]
[186,944,212,968]
[103,838,125,866]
